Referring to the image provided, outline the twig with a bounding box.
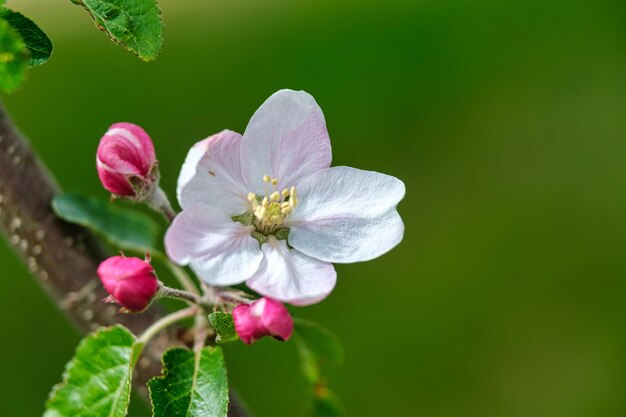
[0,101,250,417]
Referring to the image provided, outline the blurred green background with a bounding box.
[3,0,626,416]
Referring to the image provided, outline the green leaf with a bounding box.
[312,389,342,417]
[294,319,343,416]
[0,16,28,92]
[208,312,239,344]
[1,8,52,66]
[149,347,229,417]
[52,192,159,252]
[44,325,141,417]
[72,0,163,61]
[294,318,343,383]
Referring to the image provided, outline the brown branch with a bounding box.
[0,102,250,416]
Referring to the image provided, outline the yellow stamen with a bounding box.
[248,175,301,235]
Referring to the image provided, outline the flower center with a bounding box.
[247,175,298,235]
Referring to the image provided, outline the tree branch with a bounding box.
[0,102,249,416]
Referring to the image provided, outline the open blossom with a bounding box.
[232,297,293,344]
[165,89,405,305]
[97,255,159,312]
[96,122,157,198]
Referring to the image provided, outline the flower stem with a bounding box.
[200,281,255,306]
[158,284,206,306]
[165,261,200,294]
[147,186,176,222]
[137,306,198,345]
[217,291,254,306]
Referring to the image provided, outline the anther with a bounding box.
[263,175,271,183]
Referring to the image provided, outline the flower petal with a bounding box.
[240,90,332,192]
[288,166,405,263]
[177,130,249,214]
[246,237,336,306]
[97,123,156,176]
[165,204,263,286]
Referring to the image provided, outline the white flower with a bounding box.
[165,89,405,305]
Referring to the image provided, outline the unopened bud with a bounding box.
[97,255,159,312]
[232,297,293,344]
[96,123,158,199]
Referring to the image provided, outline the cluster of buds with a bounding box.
[95,122,295,344]
[247,175,298,234]
[96,123,159,200]
[232,297,294,344]
[96,254,294,345]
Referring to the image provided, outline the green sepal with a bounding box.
[71,0,164,62]
[0,8,52,66]
[274,227,290,241]
[231,211,254,226]
[148,347,229,417]
[52,192,160,252]
[44,325,141,417]
[209,312,239,344]
[251,230,269,245]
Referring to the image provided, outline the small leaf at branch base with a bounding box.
[312,388,342,417]
[72,0,163,61]
[0,17,28,92]
[0,8,52,66]
[209,312,239,344]
[294,318,343,383]
[294,318,344,416]
[52,192,160,252]
[149,347,229,417]
[44,325,139,417]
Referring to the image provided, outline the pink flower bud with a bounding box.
[232,297,293,344]
[97,256,159,312]
[96,122,157,198]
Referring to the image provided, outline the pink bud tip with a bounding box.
[96,122,157,197]
[97,256,159,312]
[232,297,294,345]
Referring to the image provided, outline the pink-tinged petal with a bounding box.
[165,204,263,286]
[97,123,155,175]
[96,123,157,197]
[233,298,293,344]
[288,166,405,263]
[96,160,135,196]
[97,256,158,312]
[109,122,156,169]
[177,130,249,215]
[246,237,336,306]
[256,298,293,341]
[232,304,255,344]
[240,90,332,193]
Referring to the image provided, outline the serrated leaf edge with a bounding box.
[45,325,138,416]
